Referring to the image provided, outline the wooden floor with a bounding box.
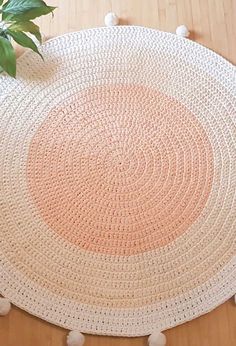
[1,0,236,345]
[0,300,236,346]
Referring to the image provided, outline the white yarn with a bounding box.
[176,25,190,37]
[148,331,166,346]
[67,330,85,346]
[0,298,11,316]
[104,12,119,26]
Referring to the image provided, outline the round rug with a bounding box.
[0,26,235,336]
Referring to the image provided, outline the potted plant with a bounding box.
[0,0,55,77]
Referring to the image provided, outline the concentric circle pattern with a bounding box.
[0,26,235,336]
[27,85,213,255]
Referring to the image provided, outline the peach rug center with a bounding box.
[27,85,213,255]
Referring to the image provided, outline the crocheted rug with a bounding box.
[0,26,235,336]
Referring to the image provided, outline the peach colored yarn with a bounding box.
[0,27,235,337]
[27,85,213,255]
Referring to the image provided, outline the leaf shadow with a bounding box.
[16,54,58,81]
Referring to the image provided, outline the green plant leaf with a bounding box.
[0,36,16,77]
[7,30,43,59]
[0,30,9,39]
[3,0,48,13]
[5,6,55,20]
[9,20,42,43]
[2,0,55,20]
[0,0,4,6]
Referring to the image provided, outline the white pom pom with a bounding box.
[148,331,166,346]
[0,298,11,316]
[104,12,119,26]
[176,25,190,38]
[67,330,85,346]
